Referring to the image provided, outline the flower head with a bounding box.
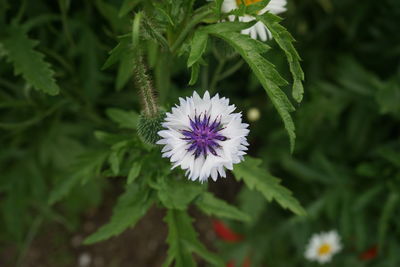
[157,91,249,182]
[305,230,342,264]
[221,0,287,41]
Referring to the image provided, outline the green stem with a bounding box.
[218,59,244,81]
[13,0,26,25]
[209,59,226,93]
[132,12,158,117]
[134,54,158,117]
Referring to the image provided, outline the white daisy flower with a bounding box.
[157,91,249,182]
[305,230,342,264]
[221,0,287,41]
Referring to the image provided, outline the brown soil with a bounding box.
[0,176,241,267]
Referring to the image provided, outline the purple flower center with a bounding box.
[181,112,227,158]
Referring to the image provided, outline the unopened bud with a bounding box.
[137,111,166,145]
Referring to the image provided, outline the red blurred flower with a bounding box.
[360,246,378,261]
[213,220,243,243]
[242,256,251,267]
[225,257,251,267]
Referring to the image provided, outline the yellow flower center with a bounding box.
[236,0,262,6]
[318,243,332,256]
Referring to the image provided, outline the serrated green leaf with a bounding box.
[84,183,152,244]
[127,160,142,184]
[164,209,224,267]
[195,192,251,222]
[233,156,306,216]
[187,21,259,68]
[207,30,295,151]
[164,210,196,267]
[2,25,60,95]
[153,177,204,210]
[258,13,304,103]
[106,108,139,129]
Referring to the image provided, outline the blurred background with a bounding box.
[0,0,399,266]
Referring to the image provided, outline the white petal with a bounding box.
[157,91,249,181]
[250,27,258,40]
[256,22,268,42]
[221,0,237,13]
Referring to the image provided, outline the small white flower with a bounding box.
[221,0,287,41]
[157,91,249,182]
[78,252,92,267]
[305,230,342,264]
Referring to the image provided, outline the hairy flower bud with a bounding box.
[137,111,166,145]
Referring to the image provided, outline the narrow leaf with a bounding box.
[84,184,152,244]
[196,192,251,222]
[187,30,208,67]
[188,63,199,85]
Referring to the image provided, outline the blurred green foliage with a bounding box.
[216,0,400,266]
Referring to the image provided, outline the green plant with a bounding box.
[0,0,306,266]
